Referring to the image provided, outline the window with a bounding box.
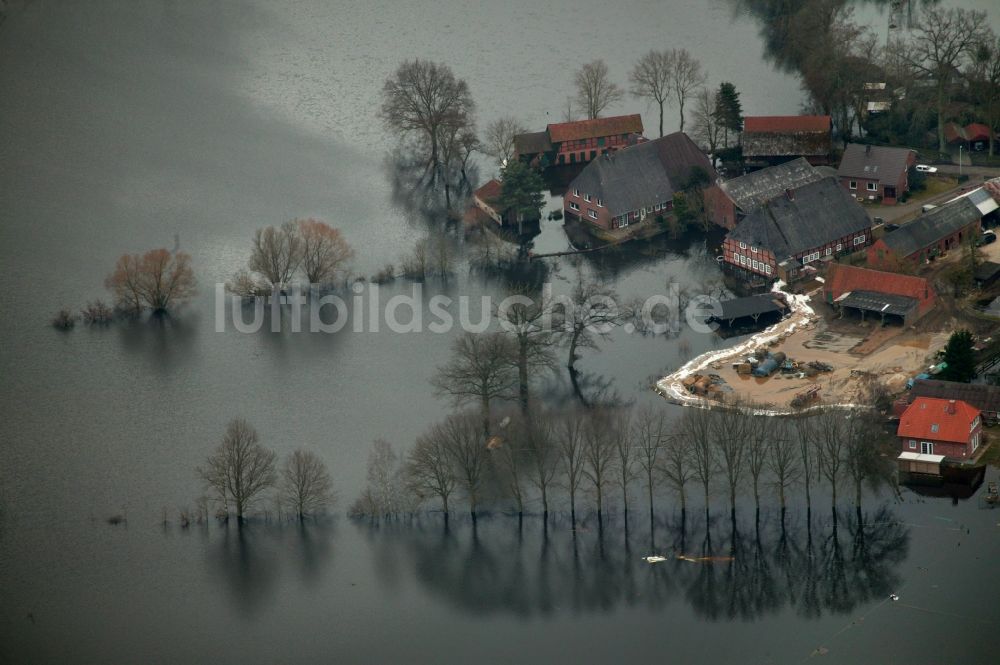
[825,247,832,256]
[920,441,934,455]
[739,242,746,250]
[765,265,772,275]
[909,440,917,449]
[596,198,603,207]
[867,182,878,192]
[803,252,820,264]
[751,246,757,253]
[739,255,746,266]
[584,193,591,202]
[573,189,580,197]
[588,209,598,220]
[836,243,843,252]
[620,215,629,228]
[752,260,759,270]
[569,201,579,211]
[930,423,939,433]
[849,180,857,190]
[853,234,866,245]
[654,203,660,211]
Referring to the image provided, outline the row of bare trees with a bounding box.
[349,403,893,525]
[228,218,353,296]
[198,419,336,523]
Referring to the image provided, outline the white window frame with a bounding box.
[751,246,758,253]
[920,441,934,455]
[569,201,579,211]
[909,440,917,449]
[854,234,866,245]
[584,193,592,202]
[765,264,772,275]
[825,247,832,256]
[836,243,843,252]
[596,198,603,207]
[867,182,878,192]
[573,189,580,197]
[588,209,598,220]
[739,242,746,250]
[752,259,759,270]
[849,180,857,190]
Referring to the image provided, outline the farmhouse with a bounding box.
[722,177,871,282]
[741,115,832,168]
[823,264,936,326]
[709,157,825,230]
[867,197,982,269]
[897,397,983,461]
[837,143,916,205]
[564,132,717,232]
[513,115,644,168]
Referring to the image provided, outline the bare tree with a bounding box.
[496,415,529,518]
[298,218,354,285]
[667,48,706,133]
[744,409,770,521]
[793,414,818,516]
[198,419,277,524]
[574,60,624,120]
[556,410,587,525]
[281,449,335,521]
[611,408,637,522]
[368,439,404,518]
[497,287,557,411]
[379,59,476,175]
[406,430,457,518]
[815,409,848,511]
[691,87,722,156]
[582,410,617,524]
[249,221,302,286]
[712,403,750,518]
[483,116,527,167]
[634,405,668,520]
[843,410,886,518]
[524,412,559,519]
[559,277,624,372]
[680,407,716,517]
[439,411,490,521]
[630,50,673,137]
[105,249,197,314]
[432,332,518,435]
[766,418,800,523]
[660,425,694,519]
[907,6,989,154]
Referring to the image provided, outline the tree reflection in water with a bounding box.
[356,506,907,620]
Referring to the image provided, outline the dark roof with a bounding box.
[910,379,1000,415]
[546,114,643,143]
[836,143,914,182]
[567,132,715,217]
[713,294,788,321]
[718,158,825,212]
[975,261,1000,283]
[880,198,981,258]
[742,116,831,158]
[513,131,551,156]
[727,177,871,262]
[836,290,917,317]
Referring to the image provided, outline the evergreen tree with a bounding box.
[714,82,744,147]
[498,160,545,233]
[940,329,977,383]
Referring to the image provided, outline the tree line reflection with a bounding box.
[355,505,907,620]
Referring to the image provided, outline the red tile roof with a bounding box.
[825,264,935,309]
[743,115,831,133]
[943,122,966,144]
[546,114,643,143]
[965,123,993,142]
[897,397,980,444]
[474,179,503,204]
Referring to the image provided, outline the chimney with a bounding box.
[866,144,872,156]
[785,188,794,201]
[947,399,957,414]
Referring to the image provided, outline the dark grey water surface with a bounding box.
[2,1,999,663]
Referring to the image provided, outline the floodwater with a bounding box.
[1,1,998,663]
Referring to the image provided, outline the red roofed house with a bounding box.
[471,179,509,226]
[897,397,983,460]
[513,114,645,168]
[823,264,936,326]
[741,115,833,168]
[965,123,993,152]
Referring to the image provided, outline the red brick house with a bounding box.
[823,264,936,325]
[564,131,717,231]
[514,114,645,168]
[897,397,983,461]
[837,143,916,205]
[741,115,833,168]
[867,197,982,270]
[709,157,825,229]
[722,177,871,282]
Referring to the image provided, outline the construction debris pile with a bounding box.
[682,348,834,398]
[680,373,733,397]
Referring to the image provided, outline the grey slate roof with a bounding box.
[910,379,1000,416]
[837,143,914,182]
[727,177,871,262]
[567,132,715,217]
[718,158,825,212]
[881,198,981,258]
